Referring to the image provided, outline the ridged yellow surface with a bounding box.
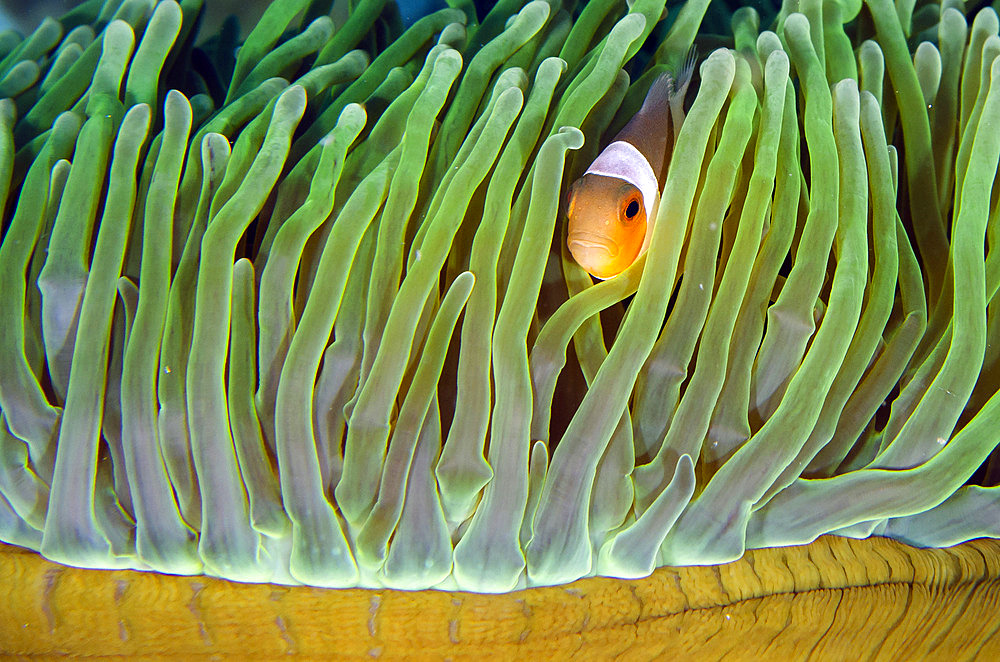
[3,536,1000,659]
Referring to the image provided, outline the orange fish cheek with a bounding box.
[610,214,645,263]
[627,217,647,259]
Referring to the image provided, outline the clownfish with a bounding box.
[566,58,696,280]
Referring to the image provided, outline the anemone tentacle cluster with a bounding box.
[1,0,999,593]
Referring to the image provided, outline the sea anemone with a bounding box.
[1,0,999,601]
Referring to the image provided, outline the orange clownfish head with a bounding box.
[566,173,649,280]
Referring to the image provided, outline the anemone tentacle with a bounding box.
[0,0,999,592]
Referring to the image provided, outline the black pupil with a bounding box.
[625,199,640,218]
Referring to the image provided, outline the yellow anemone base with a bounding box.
[3,536,1000,659]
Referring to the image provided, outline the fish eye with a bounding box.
[621,197,641,223]
[565,183,579,216]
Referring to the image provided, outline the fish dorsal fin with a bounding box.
[670,47,698,133]
[613,49,697,186]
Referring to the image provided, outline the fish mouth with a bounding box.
[567,232,619,258]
